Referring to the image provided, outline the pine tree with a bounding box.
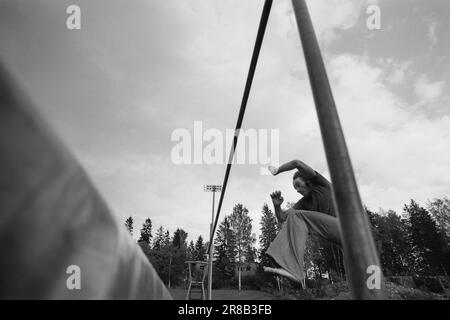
[259,203,278,265]
[170,228,188,287]
[404,200,447,275]
[194,235,206,261]
[172,228,188,249]
[163,230,171,248]
[125,216,133,236]
[428,197,450,240]
[214,216,236,285]
[367,209,411,276]
[153,226,165,250]
[187,240,195,260]
[304,233,325,280]
[138,218,153,245]
[148,226,174,286]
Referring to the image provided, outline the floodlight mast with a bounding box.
[203,184,222,300]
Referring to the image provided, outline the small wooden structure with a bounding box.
[185,261,208,300]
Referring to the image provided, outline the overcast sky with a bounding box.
[1,0,449,244]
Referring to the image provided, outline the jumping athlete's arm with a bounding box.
[269,159,316,179]
[270,190,289,223]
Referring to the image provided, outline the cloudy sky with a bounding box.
[1,0,449,244]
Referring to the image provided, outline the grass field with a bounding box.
[169,288,274,300]
[169,280,450,300]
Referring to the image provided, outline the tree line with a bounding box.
[125,197,450,289]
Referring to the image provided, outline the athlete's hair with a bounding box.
[293,170,303,181]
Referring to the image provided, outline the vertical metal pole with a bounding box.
[291,0,385,299]
[208,190,215,300]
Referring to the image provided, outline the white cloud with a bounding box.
[323,54,450,212]
[307,0,363,44]
[414,76,445,102]
[427,21,438,48]
[380,59,412,85]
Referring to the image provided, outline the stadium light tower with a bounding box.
[203,184,222,300]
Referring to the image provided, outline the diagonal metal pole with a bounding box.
[206,0,273,257]
[291,0,385,299]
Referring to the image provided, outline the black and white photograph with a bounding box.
[0,0,449,305]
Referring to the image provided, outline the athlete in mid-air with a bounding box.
[264,159,341,285]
